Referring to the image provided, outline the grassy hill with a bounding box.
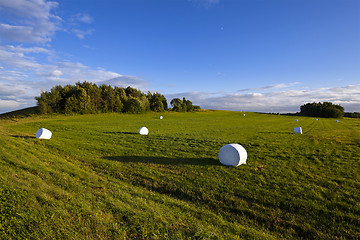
[0,111,359,239]
[0,106,39,119]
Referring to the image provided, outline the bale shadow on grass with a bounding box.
[102,155,220,166]
[11,135,36,139]
[258,132,292,134]
[104,131,138,135]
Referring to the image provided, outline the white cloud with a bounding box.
[72,13,93,24]
[6,45,51,54]
[166,85,360,113]
[0,99,22,113]
[0,45,43,69]
[0,0,58,19]
[0,0,60,43]
[0,43,149,113]
[52,69,62,77]
[37,69,62,77]
[68,12,94,39]
[100,76,149,90]
[237,82,300,92]
[0,1,148,114]
[0,83,26,98]
[72,28,94,39]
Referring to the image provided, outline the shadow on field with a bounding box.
[11,135,36,139]
[104,131,137,135]
[102,156,220,166]
[258,131,292,134]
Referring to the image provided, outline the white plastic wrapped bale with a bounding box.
[218,143,247,166]
[335,120,339,123]
[315,119,318,121]
[138,127,149,135]
[295,119,298,122]
[159,116,163,119]
[35,128,52,139]
[294,127,302,134]
[243,114,246,117]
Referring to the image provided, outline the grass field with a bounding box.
[0,110,359,239]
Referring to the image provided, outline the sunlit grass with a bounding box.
[1,111,359,239]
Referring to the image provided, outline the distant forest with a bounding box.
[35,82,200,114]
[300,102,344,118]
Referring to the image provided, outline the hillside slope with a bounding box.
[1,111,359,239]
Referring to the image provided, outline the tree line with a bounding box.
[35,82,199,114]
[300,102,344,118]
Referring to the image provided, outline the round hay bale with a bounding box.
[315,118,318,121]
[218,143,247,166]
[35,128,52,139]
[159,116,163,119]
[295,119,298,122]
[294,127,302,134]
[138,127,149,135]
[243,114,246,117]
[335,120,339,123]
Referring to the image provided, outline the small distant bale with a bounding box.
[35,128,52,139]
[295,119,298,122]
[218,143,247,166]
[138,127,149,135]
[294,127,302,134]
[243,114,246,117]
[315,118,318,121]
[335,120,339,123]
[159,116,163,119]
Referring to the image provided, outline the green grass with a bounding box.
[0,111,359,239]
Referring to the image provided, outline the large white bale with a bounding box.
[294,127,302,134]
[138,127,149,135]
[35,128,52,139]
[218,143,247,166]
[159,116,163,119]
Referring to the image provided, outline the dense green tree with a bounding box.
[170,98,182,111]
[79,82,102,112]
[35,91,53,114]
[183,97,194,112]
[49,85,63,112]
[125,86,141,98]
[139,95,150,112]
[147,92,167,112]
[170,97,195,112]
[300,102,344,118]
[124,97,143,113]
[100,85,116,112]
[34,81,199,115]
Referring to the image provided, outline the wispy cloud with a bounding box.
[72,13,93,24]
[237,82,300,93]
[0,45,44,69]
[0,1,141,113]
[99,76,149,90]
[166,85,360,113]
[69,12,94,39]
[72,28,94,39]
[0,0,60,43]
[0,44,148,113]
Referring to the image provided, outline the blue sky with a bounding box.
[0,0,359,113]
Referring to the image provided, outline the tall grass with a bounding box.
[0,111,359,239]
